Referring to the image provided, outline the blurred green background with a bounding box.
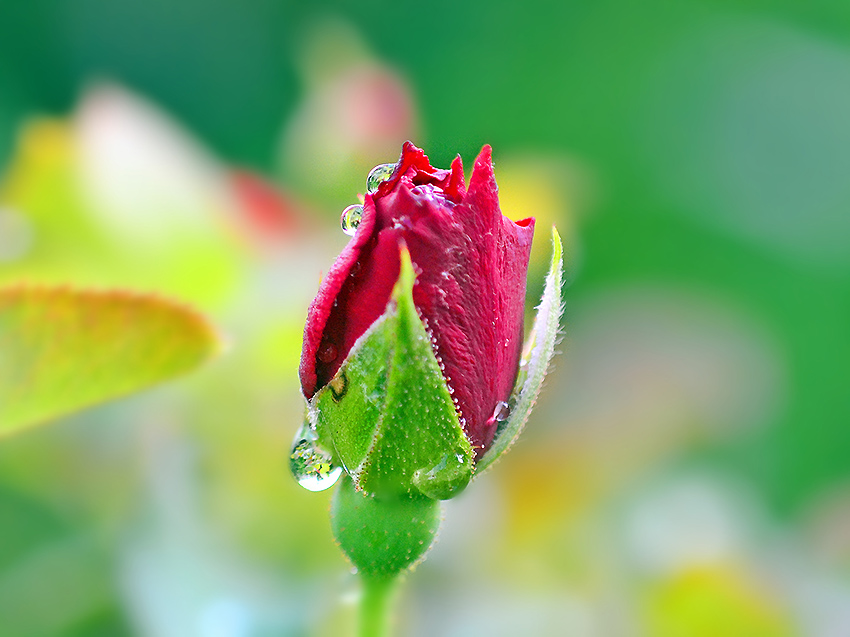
[1,0,849,635]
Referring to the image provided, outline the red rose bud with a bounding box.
[300,142,534,455]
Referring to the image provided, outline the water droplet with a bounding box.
[349,260,363,277]
[492,401,511,423]
[366,163,396,193]
[412,452,472,500]
[318,341,338,363]
[340,204,363,236]
[289,423,342,492]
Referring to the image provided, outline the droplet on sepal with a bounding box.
[340,204,363,236]
[289,422,342,492]
[366,162,396,194]
[412,451,472,500]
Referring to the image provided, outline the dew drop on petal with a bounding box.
[318,341,338,363]
[366,162,396,194]
[492,401,511,423]
[340,204,363,236]
[289,422,342,492]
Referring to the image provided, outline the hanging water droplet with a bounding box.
[340,204,363,236]
[492,401,511,423]
[366,163,396,194]
[413,451,472,500]
[289,422,342,492]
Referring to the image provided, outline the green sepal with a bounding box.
[330,474,441,580]
[476,226,564,474]
[309,246,474,499]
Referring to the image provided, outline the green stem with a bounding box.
[359,575,398,637]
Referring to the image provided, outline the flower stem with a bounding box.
[359,574,398,637]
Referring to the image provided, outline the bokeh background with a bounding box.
[1,1,849,635]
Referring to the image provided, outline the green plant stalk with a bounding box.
[331,475,441,637]
[359,575,398,637]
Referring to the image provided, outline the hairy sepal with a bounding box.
[309,246,475,500]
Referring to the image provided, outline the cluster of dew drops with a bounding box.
[289,161,397,492]
[339,162,396,236]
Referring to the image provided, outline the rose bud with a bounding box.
[291,142,563,500]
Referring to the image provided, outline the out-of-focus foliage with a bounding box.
[0,287,218,435]
[0,0,848,635]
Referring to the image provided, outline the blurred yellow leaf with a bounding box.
[0,286,218,435]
